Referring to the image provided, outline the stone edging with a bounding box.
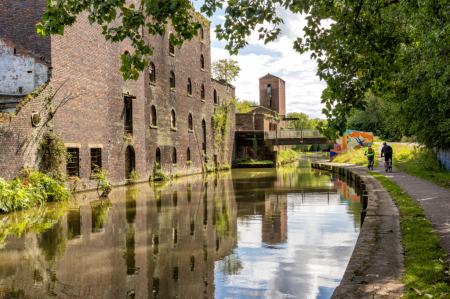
[311,161,404,298]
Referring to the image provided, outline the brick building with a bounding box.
[0,0,235,188]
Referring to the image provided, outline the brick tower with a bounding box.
[259,73,286,116]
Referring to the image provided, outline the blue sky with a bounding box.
[193,1,327,119]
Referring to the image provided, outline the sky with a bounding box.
[193,1,327,119]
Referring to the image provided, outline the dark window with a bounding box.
[172,148,177,164]
[188,113,193,130]
[170,71,175,89]
[213,89,218,104]
[200,27,204,40]
[169,42,174,55]
[171,110,176,128]
[187,148,191,161]
[155,148,161,169]
[201,84,205,100]
[202,120,206,155]
[149,62,156,83]
[151,106,157,126]
[187,78,192,96]
[90,148,102,173]
[124,97,133,135]
[200,54,204,69]
[67,148,79,177]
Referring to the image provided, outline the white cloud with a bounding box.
[209,9,328,118]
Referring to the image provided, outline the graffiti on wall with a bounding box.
[330,130,374,158]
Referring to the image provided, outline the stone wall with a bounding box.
[0,82,53,180]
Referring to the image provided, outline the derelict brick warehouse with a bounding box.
[0,0,235,189]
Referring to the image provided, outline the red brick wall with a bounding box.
[0,0,51,61]
[259,74,286,116]
[236,114,254,131]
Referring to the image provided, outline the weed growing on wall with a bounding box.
[91,165,112,197]
[40,131,69,183]
[212,97,235,169]
[128,169,141,184]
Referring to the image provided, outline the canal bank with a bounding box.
[311,161,404,298]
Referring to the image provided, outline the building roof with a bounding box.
[259,73,285,82]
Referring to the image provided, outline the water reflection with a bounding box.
[0,156,361,299]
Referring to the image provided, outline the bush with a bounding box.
[0,171,71,213]
[278,149,299,165]
[91,165,112,197]
[127,169,141,184]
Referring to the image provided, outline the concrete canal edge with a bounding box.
[311,161,405,298]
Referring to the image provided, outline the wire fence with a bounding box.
[265,130,323,139]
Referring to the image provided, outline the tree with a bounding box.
[235,99,258,113]
[37,0,450,148]
[212,59,241,83]
[287,112,311,130]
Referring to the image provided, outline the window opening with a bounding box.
[213,89,218,104]
[201,85,205,100]
[151,106,157,126]
[187,148,191,161]
[90,148,102,173]
[67,148,80,177]
[125,145,136,179]
[155,148,161,169]
[202,120,207,156]
[187,78,192,96]
[170,71,175,89]
[172,147,177,164]
[149,62,156,83]
[124,97,133,135]
[200,54,204,69]
[169,42,174,55]
[188,113,193,130]
[171,110,176,128]
[200,27,204,40]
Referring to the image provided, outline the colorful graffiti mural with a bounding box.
[330,130,374,158]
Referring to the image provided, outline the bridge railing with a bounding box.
[265,130,323,139]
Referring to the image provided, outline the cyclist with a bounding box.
[381,142,393,171]
[365,144,375,169]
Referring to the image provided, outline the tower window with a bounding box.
[213,89,218,104]
[171,110,176,128]
[187,78,192,96]
[170,71,175,89]
[124,97,133,135]
[90,148,102,173]
[169,42,174,55]
[155,148,161,169]
[151,105,157,126]
[172,148,177,164]
[200,27,204,40]
[201,84,205,100]
[187,148,191,162]
[200,54,204,69]
[149,62,156,83]
[188,113,193,130]
[67,148,80,177]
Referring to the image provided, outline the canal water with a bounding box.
[0,155,361,299]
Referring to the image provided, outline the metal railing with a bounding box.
[265,130,323,139]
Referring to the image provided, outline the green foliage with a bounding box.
[127,169,141,184]
[369,173,450,298]
[277,149,299,165]
[234,99,258,113]
[332,144,379,167]
[152,162,170,181]
[212,59,241,83]
[212,98,234,169]
[393,145,450,190]
[207,166,216,172]
[41,131,69,183]
[0,171,71,213]
[91,165,112,197]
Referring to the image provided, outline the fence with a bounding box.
[438,149,450,171]
[265,130,323,139]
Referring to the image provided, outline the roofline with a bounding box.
[259,73,285,82]
[211,78,236,89]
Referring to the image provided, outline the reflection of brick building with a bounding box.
[0,174,237,298]
[0,0,235,188]
[262,194,288,245]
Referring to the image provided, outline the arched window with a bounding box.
[200,27,204,40]
[172,148,177,164]
[155,148,161,169]
[213,89,218,104]
[200,54,204,69]
[171,109,176,128]
[169,42,174,55]
[149,62,156,83]
[170,71,175,89]
[187,148,191,162]
[188,113,193,130]
[151,105,157,126]
[201,84,205,100]
[187,78,192,96]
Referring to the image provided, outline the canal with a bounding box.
[0,155,362,298]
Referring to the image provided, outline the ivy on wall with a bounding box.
[211,97,235,169]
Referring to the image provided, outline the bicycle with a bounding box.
[386,158,393,173]
[367,157,374,170]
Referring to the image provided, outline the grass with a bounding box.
[393,145,450,190]
[368,172,450,298]
[332,144,379,167]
